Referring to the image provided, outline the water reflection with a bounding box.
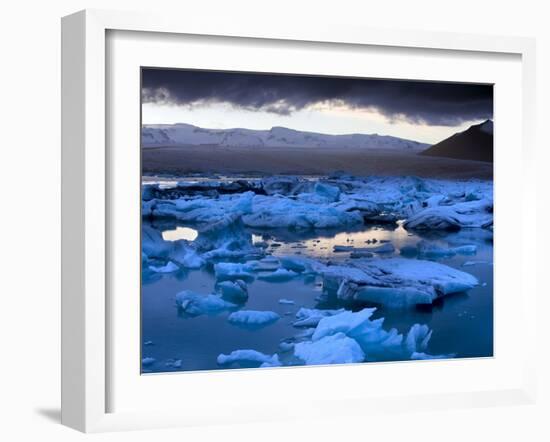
[162,226,199,242]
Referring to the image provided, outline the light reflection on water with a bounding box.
[254,220,416,261]
[161,226,199,242]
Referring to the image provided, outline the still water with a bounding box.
[141,220,493,373]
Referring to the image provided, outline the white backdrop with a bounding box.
[0,1,548,441]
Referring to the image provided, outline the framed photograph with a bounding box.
[61,9,537,432]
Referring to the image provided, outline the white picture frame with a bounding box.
[61,9,538,433]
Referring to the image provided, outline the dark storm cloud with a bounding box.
[142,68,493,126]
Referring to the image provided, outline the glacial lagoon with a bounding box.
[141,175,493,372]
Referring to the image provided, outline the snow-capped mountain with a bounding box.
[141,123,429,151]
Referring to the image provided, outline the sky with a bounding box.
[141,68,493,145]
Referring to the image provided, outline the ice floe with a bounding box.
[294,332,365,365]
[278,298,296,305]
[257,268,298,282]
[228,310,280,327]
[214,262,255,282]
[216,280,248,302]
[142,357,156,366]
[175,290,236,316]
[148,261,179,273]
[290,308,450,363]
[217,349,281,368]
[293,308,346,327]
[329,258,479,308]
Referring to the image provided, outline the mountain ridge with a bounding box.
[141,123,430,151]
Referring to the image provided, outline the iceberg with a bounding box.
[352,285,434,308]
[227,310,280,327]
[216,280,248,302]
[257,268,298,282]
[411,352,454,360]
[416,241,477,259]
[148,261,179,273]
[246,257,281,272]
[175,290,236,316]
[169,241,205,269]
[194,212,261,261]
[279,256,321,273]
[242,195,363,230]
[404,198,493,231]
[294,332,365,365]
[142,225,173,258]
[261,176,310,196]
[217,349,281,368]
[142,357,155,366]
[404,324,432,354]
[214,262,255,282]
[364,242,395,254]
[311,308,404,358]
[293,308,346,327]
[313,182,341,202]
[332,258,479,307]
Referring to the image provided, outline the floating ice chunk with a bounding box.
[142,357,155,366]
[313,182,341,202]
[411,352,454,360]
[312,308,403,356]
[353,286,435,308]
[257,268,298,282]
[423,194,446,207]
[463,260,491,267]
[279,341,295,352]
[175,290,236,316]
[350,251,374,259]
[261,176,309,196]
[404,198,493,231]
[278,298,295,305]
[142,225,172,258]
[293,308,346,327]
[453,245,477,255]
[295,328,316,339]
[365,243,395,254]
[242,195,363,229]
[142,199,156,217]
[349,258,479,302]
[217,280,248,302]
[228,310,280,327]
[142,183,159,201]
[333,245,354,252]
[217,350,281,368]
[416,241,477,259]
[153,191,255,224]
[214,262,255,281]
[170,242,205,269]
[246,257,280,272]
[294,332,365,365]
[195,213,261,261]
[404,324,432,354]
[279,256,321,273]
[149,261,179,273]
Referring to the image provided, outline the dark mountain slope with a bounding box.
[420,120,493,163]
